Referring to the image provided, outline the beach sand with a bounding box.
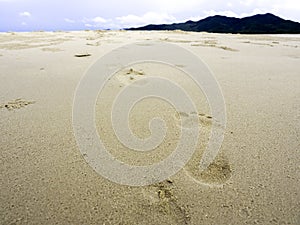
[0,30,299,224]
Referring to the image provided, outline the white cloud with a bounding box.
[227,2,233,7]
[239,9,266,17]
[203,8,270,19]
[82,16,108,24]
[116,12,176,28]
[80,12,176,29]
[64,18,75,23]
[81,16,110,28]
[21,22,27,26]
[92,17,107,23]
[19,11,31,17]
[204,10,239,18]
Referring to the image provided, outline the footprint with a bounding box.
[143,180,191,225]
[174,111,230,186]
[126,68,145,76]
[174,111,218,129]
[0,99,35,111]
[173,111,198,129]
[184,155,232,186]
[116,68,147,86]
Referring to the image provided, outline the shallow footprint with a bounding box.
[174,111,216,129]
[142,180,191,225]
[0,98,35,111]
[116,68,147,86]
[198,113,213,126]
[173,111,199,129]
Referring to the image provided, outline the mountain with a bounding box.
[128,13,300,34]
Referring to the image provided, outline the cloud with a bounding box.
[203,10,239,18]
[19,11,31,17]
[64,18,75,23]
[81,16,110,28]
[203,8,270,19]
[82,16,108,24]
[116,12,176,28]
[80,12,177,29]
[91,17,107,23]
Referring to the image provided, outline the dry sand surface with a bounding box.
[0,30,299,224]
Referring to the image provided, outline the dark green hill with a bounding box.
[128,13,300,34]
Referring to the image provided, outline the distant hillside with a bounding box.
[128,13,300,34]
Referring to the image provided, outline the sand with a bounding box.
[0,30,299,224]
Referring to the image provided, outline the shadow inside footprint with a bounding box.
[141,180,191,224]
[173,111,230,186]
[154,181,191,225]
[185,155,232,186]
[198,113,213,126]
[0,99,35,111]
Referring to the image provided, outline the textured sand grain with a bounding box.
[0,31,299,225]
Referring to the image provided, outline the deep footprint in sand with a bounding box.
[184,155,232,186]
[173,111,231,185]
[0,99,35,110]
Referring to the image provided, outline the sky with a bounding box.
[1,0,300,31]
